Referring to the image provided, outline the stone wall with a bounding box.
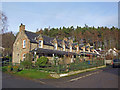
[72,49,76,53]
[30,43,37,50]
[12,31,30,64]
[43,45,54,50]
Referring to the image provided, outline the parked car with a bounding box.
[112,59,120,68]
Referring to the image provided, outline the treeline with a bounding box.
[36,25,120,50]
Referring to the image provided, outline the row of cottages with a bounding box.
[12,24,98,64]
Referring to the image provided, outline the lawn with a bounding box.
[2,66,53,79]
[14,69,52,79]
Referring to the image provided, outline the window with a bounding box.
[77,47,79,51]
[54,43,57,50]
[63,45,65,51]
[70,46,72,52]
[39,40,43,48]
[23,54,25,61]
[23,40,26,48]
[39,40,42,48]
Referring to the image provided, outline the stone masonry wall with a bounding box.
[43,45,54,50]
[30,43,37,50]
[12,31,30,64]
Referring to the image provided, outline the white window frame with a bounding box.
[70,46,72,52]
[83,48,85,52]
[54,43,57,50]
[39,40,42,48]
[23,40,26,48]
[77,46,79,51]
[63,45,65,51]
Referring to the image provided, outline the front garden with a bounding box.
[2,53,105,79]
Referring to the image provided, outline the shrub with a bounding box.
[75,56,80,63]
[2,66,8,72]
[35,56,48,67]
[9,56,12,62]
[25,53,33,62]
[20,53,33,69]
[7,65,12,72]
[20,60,32,69]
[13,65,19,73]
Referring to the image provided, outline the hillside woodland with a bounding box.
[36,25,120,50]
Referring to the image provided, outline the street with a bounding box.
[2,66,120,88]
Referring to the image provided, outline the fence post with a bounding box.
[57,65,60,73]
[66,64,70,72]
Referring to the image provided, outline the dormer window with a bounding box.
[39,40,42,48]
[83,47,85,52]
[77,46,79,51]
[70,46,72,52]
[23,40,26,48]
[54,43,57,50]
[63,45,65,51]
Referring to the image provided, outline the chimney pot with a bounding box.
[19,23,25,32]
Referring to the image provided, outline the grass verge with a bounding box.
[2,66,53,79]
[14,69,53,79]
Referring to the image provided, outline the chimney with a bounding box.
[19,23,25,32]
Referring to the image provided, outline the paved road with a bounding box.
[2,66,120,88]
[2,72,55,88]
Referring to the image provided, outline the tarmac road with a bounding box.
[2,66,120,88]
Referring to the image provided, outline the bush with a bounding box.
[75,56,80,63]
[35,56,48,67]
[20,53,33,69]
[9,56,12,62]
[2,66,8,72]
[20,60,32,69]
[13,65,19,73]
[7,65,12,72]
[25,53,33,62]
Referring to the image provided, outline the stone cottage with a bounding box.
[12,24,97,64]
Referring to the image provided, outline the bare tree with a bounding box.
[0,11,8,34]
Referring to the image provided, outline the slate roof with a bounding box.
[31,48,98,56]
[31,48,78,56]
[42,35,54,46]
[25,30,39,43]
[25,30,54,46]
[25,30,76,49]
[25,30,98,56]
[24,30,96,56]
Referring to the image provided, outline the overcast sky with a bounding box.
[2,2,118,34]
